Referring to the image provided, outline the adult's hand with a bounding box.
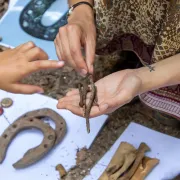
[54,5,96,76]
[57,69,142,117]
[0,42,64,94]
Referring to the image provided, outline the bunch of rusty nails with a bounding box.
[77,73,98,133]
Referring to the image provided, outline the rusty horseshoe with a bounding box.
[0,117,56,169]
[21,108,67,145]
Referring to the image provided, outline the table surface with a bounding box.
[0,90,107,180]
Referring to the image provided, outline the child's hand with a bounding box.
[0,42,64,94]
[57,69,142,117]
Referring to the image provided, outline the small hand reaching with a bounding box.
[0,42,64,94]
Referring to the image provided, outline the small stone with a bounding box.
[1,98,13,108]
[0,107,4,116]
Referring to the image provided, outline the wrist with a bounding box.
[68,0,94,7]
[68,4,94,22]
[135,67,154,94]
[135,64,170,95]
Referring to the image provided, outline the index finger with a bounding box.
[85,34,96,74]
[67,26,88,75]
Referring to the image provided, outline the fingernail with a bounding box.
[58,61,65,66]
[80,69,87,75]
[37,90,44,94]
[100,104,108,111]
[90,65,94,73]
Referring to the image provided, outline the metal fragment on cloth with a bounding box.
[21,108,67,145]
[1,98,13,108]
[0,117,56,169]
[0,108,67,169]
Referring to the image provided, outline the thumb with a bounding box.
[12,84,44,94]
[99,91,129,112]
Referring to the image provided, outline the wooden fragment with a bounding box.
[56,164,67,178]
[98,142,136,180]
[130,156,159,180]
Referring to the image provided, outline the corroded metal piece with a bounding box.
[1,98,13,108]
[22,108,67,145]
[0,117,56,169]
[78,74,97,133]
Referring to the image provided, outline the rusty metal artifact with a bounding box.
[78,74,97,133]
[22,108,67,145]
[0,108,67,169]
[0,117,56,169]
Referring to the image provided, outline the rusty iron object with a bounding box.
[0,117,56,169]
[78,74,97,133]
[0,108,67,169]
[21,108,67,145]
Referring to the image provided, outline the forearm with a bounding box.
[68,0,94,6]
[136,53,180,94]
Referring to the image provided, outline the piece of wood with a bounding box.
[130,156,159,180]
[109,152,136,180]
[119,143,150,180]
[98,142,136,180]
[56,164,67,178]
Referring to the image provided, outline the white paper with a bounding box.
[0,90,107,180]
[84,122,180,180]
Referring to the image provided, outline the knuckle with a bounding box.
[18,52,26,60]
[34,47,42,54]
[33,60,42,68]
[59,26,66,34]
[67,24,79,32]
[70,47,78,56]
[26,41,35,48]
